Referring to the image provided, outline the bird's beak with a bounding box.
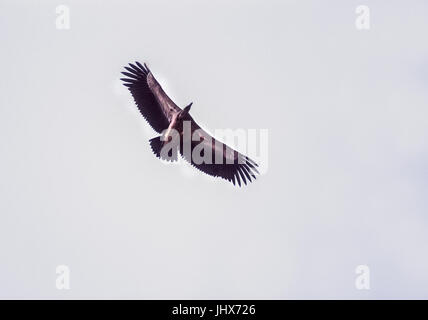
[180,103,192,118]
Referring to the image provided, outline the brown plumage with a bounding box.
[121,61,259,186]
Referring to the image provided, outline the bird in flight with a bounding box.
[120,61,259,186]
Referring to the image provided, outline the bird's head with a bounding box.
[179,102,192,119]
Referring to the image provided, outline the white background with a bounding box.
[1,0,428,298]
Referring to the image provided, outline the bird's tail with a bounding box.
[149,136,163,158]
[149,136,178,162]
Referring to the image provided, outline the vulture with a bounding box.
[120,61,259,186]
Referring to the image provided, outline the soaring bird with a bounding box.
[120,61,259,186]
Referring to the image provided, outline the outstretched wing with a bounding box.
[180,123,259,186]
[121,61,181,133]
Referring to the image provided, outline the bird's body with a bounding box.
[121,61,258,186]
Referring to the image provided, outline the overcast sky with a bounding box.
[1,0,428,299]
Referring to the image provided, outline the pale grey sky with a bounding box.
[1,0,428,299]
